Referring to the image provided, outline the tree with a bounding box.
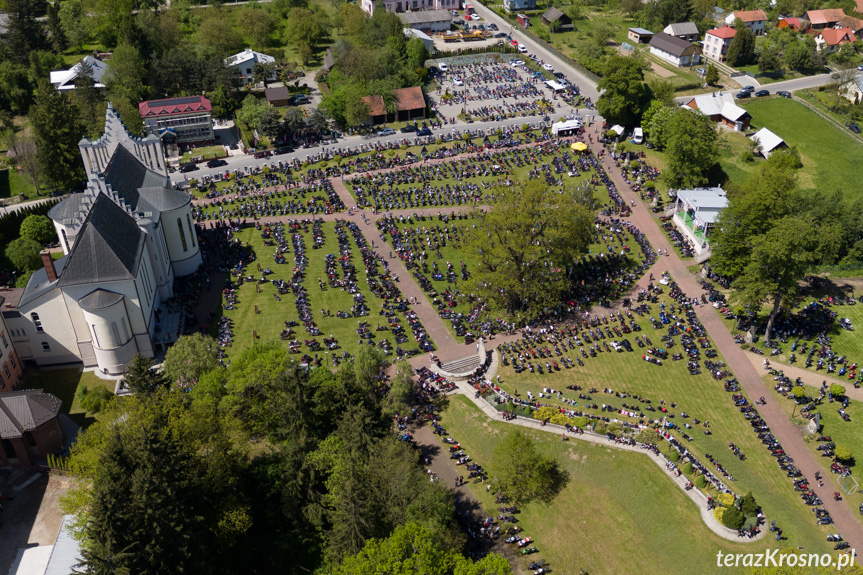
[0,60,35,115]
[830,384,846,399]
[29,82,86,191]
[740,492,760,516]
[258,107,283,139]
[835,445,853,463]
[491,430,568,504]
[620,0,644,17]
[5,0,48,63]
[60,0,90,51]
[385,361,417,417]
[784,40,813,71]
[163,333,220,389]
[597,55,651,127]
[123,353,169,394]
[241,4,276,50]
[104,44,147,105]
[5,237,43,272]
[733,217,816,342]
[726,19,756,67]
[721,503,745,529]
[45,1,68,53]
[790,386,806,400]
[758,47,781,73]
[4,127,41,195]
[306,107,329,133]
[466,178,593,320]
[210,85,238,119]
[405,37,428,73]
[664,109,718,188]
[236,94,269,129]
[195,14,245,57]
[282,107,306,138]
[647,78,675,106]
[253,62,276,88]
[705,63,719,85]
[72,58,105,134]
[19,214,55,244]
[284,7,327,55]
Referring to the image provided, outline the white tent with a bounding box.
[544,80,566,92]
[552,119,583,136]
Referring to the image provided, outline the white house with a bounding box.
[224,49,276,85]
[672,187,728,257]
[750,127,787,157]
[648,32,701,67]
[663,22,699,42]
[3,104,201,376]
[725,9,767,36]
[703,26,736,62]
[814,28,857,53]
[49,56,108,91]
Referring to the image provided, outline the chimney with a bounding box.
[40,251,58,283]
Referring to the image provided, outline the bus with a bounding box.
[465,4,475,15]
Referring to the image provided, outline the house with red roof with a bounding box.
[814,27,857,52]
[704,26,736,62]
[361,87,427,124]
[776,17,801,30]
[725,10,768,35]
[139,95,214,147]
[803,8,847,29]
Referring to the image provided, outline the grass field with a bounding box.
[216,221,431,362]
[741,98,863,199]
[440,395,833,575]
[22,368,116,428]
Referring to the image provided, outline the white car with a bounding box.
[517,44,528,53]
[453,77,464,86]
[470,13,480,20]
[543,63,554,71]
[439,63,448,72]
[510,60,523,67]
[451,9,458,15]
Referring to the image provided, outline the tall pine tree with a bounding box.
[29,81,86,192]
[122,353,169,395]
[4,0,48,63]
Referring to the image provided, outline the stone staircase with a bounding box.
[440,355,481,374]
[694,249,713,264]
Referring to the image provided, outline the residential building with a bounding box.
[139,96,214,146]
[704,26,736,62]
[841,74,863,103]
[265,86,292,107]
[750,127,787,158]
[503,0,536,13]
[627,27,654,43]
[672,187,728,256]
[663,22,699,42]
[49,56,109,91]
[814,28,857,52]
[838,15,863,35]
[682,92,751,130]
[541,7,573,31]
[2,104,201,376]
[224,49,276,85]
[725,10,768,35]
[0,291,24,391]
[395,10,454,32]
[363,0,460,16]
[803,9,846,29]
[0,389,64,468]
[648,32,701,67]
[776,17,801,30]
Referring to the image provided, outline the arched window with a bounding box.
[177,218,188,252]
[186,214,196,248]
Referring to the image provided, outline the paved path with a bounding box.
[744,354,863,403]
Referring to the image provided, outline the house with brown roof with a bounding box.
[814,27,857,52]
[362,87,427,124]
[838,15,863,34]
[725,10,768,35]
[777,17,801,30]
[265,86,291,107]
[0,389,64,468]
[541,7,573,31]
[649,32,702,67]
[704,26,736,62]
[803,9,846,29]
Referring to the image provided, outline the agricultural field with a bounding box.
[438,395,833,575]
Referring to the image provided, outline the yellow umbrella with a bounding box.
[571,142,588,152]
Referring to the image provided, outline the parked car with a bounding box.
[288,94,311,105]
[453,19,463,25]
[494,32,507,38]
[848,122,861,134]
[253,151,272,159]
[510,39,519,47]
[510,59,523,67]
[377,127,396,136]
[694,67,706,76]
[734,90,750,99]
[754,89,770,97]
[453,77,464,86]
[470,13,480,20]
[206,158,228,168]
[553,71,566,80]
[517,44,528,53]
[179,163,197,173]
[542,63,554,71]
[489,23,498,30]
[741,85,755,93]
[417,128,433,137]
[273,146,294,155]
[451,9,458,15]
[401,124,417,133]
[776,90,792,98]
[439,63,448,72]
[857,64,863,71]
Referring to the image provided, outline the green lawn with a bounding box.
[439,395,832,575]
[741,98,863,199]
[22,368,116,428]
[180,145,228,163]
[216,221,431,362]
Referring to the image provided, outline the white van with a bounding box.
[632,127,644,145]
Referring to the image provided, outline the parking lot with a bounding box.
[427,55,586,123]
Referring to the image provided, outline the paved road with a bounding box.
[0,196,60,216]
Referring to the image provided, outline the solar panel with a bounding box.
[147,96,201,107]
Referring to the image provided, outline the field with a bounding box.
[439,394,833,575]
[214,221,432,363]
[741,98,863,199]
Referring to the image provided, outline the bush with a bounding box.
[635,428,661,444]
[570,416,588,428]
[721,504,745,529]
[668,449,680,462]
[740,492,759,516]
[19,214,56,244]
[695,475,707,489]
[830,384,846,399]
[713,507,725,523]
[716,492,735,508]
[682,461,693,475]
[75,384,114,414]
[593,421,607,434]
[835,445,853,463]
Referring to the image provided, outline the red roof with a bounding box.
[139,96,212,118]
[732,9,767,22]
[778,17,801,28]
[707,25,736,39]
[805,8,846,26]
[817,27,857,45]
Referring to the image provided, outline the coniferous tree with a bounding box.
[28,82,86,191]
[5,0,48,63]
[123,353,169,395]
